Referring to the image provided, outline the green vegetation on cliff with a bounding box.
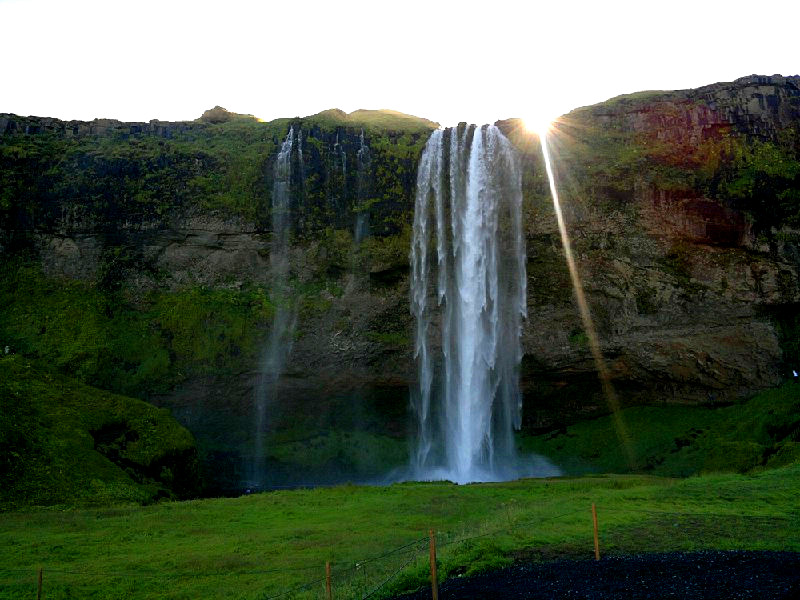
[0,108,435,236]
[0,259,275,397]
[709,134,800,235]
[303,107,438,134]
[0,256,407,494]
[0,355,199,509]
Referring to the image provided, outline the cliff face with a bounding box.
[514,75,800,425]
[2,79,799,488]
[0,109,431,488]
[586,74,800,142]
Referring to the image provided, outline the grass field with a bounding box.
[1,463,798,599]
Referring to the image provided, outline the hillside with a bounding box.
[0,355,200,508]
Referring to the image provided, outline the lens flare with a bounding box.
[523,116,554,137]
[539,130,637,469]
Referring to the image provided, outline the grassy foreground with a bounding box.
[1,464,799,599]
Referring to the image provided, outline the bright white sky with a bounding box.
[1,0,798,127]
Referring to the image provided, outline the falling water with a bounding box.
[251,127,299,488]
[410,125,555,483]
[338,133,347,178]
[354,129,372,244]
[328,133,347,214]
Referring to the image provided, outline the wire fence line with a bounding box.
[3,506,796,600]
[254,505,798,600]
[300,539,433,600]
[361,541,430,600]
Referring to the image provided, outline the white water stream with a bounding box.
[251,127,299,487]
[410,125,557,483]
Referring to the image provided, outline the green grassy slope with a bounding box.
[520,382,800,476]
[0,355,200,509]
[0,465,797,599]
[305,108,439,134]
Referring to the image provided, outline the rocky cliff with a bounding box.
[514,74,800,426]
[2,78,799,490]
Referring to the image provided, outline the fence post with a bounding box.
[37,567,43,600]
[325,560,332,600]
[592,503,600,561]
[429,529,439,600]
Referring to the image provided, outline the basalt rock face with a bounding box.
[0,113,204,138]
[2,80,799,486]
[0,111,428,289]
[583,75,800,143]
[519,202,791,430]
[31,215,271,290]
[508,74,800,429]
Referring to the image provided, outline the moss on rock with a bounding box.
[0,355,200,508]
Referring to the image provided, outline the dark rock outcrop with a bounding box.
[582,74,800,144]
[0,112,203,138]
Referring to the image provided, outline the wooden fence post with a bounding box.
[325,560,332,600]
[592,503,600,561]
[37,567,43,600]
[429,529,439,600]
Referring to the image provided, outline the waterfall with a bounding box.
[338,133,347,178]
[354,129,371,244]
[329,133,347,214]
[251,126,299,488]
[410,124,554,483]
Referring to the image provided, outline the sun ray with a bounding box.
[539,129,637,469]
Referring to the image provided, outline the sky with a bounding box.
[1,0,798,127]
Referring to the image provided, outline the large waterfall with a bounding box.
[251,127,299,488]
[410,124,553,484]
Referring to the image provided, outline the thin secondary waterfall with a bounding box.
[328,133,346,213]
[251,127,299,488]
[410,124,542,484]
[354,129,372,244]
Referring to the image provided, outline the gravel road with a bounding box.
[391,550,800,599]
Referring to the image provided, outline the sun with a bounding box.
[522,115,554,137]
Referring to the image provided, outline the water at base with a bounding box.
[406,125,559,484]
[250,127,299,488]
